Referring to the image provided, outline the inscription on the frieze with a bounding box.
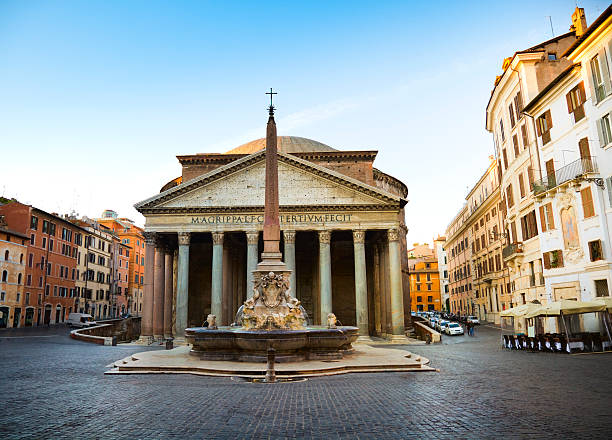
[190,213,353,225]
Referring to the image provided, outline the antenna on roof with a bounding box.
[546,16,555,37]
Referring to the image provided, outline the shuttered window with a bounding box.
[536,110,553,144]
[512,135,520,157]
[509,103,516,127]
[506,184,514,208]
[539,205,547,232]
[519,173,525,198]
[502,148,508,169]
[520,124,528,148]
[539,203,554,231]
[566,82,586,123]
[581,187,595,218]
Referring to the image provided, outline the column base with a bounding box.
[137,335,154,345]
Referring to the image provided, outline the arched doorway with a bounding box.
[44,305,52,325]
[0,306,9,328]
[25,307,34,326]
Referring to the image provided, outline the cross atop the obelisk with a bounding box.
[266,88,277,115]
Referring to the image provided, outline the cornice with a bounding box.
[138,204,400,215]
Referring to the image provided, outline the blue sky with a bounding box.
[1,0,609,244]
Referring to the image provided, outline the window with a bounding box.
[427,284,432,291]
[508,103,515,127]
[547,53,557,61]
[539,203,555,232]
[0,292,4,301]
[49,223,56,236]
[49,239,53,251]
[520,124,528,148]
[426,273,431,281]
[17,273,22,284]
[590,55,606,103]
[581,187,595,218]
[502,148,508,169]
[519,173,525,198]
[506,184,514,208]
[25,292,29,304]
[588,240,603,262]
[512,135,520,157]
[536,110,553,144]
[416,296,422,302]
[427,296,433,302]
[416,274,420,282]
[30,216,38,230]
[595,279,610,297]
[520,210,538,240]
[499,119,505,142]
[416,284,421,291]
[566,82,586,123]
[543,250,564,269]
[597,113,612,147]
[1,270,7,282]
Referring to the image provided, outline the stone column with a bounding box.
[246,232,258,298]
[153,244,165,340]
[353,230,368,336]
[319,231,332,323]
[211,232,224,322]
[141,232,156,340]
[175,232,190,341]
[388,229,405,337]
[163,248,173,338]
[283,230,296,296]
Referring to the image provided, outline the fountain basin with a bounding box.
[185,326,359,363]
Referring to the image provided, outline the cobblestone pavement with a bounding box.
[1,325,611,439]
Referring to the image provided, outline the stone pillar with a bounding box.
[246,232,258,298]
[141,232,156,340]
[373,244,381,335]
[175,232,190,341]
[153,245,165,339]
[388,229,405,337]
[211,232,224,322]
[353,230,368,336]
[318,231,332,323]
[163,249,173,338]
[283,230,296,296]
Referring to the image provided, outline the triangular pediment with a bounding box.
[135,151,401,212]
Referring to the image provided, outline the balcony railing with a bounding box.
[532,157,598,195]
[502,242,523,260]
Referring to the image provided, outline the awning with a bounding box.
[524,299,606,319]
[593,296,612,312]
[500,303,543,318]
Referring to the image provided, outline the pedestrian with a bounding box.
[471,323,475,336]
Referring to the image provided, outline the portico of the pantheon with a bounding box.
[135,136,410,341]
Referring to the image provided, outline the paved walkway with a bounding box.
[1,325,611,439]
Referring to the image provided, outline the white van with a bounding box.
[67,313,97,328]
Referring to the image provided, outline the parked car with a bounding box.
[437,320,450,333]
[67,313,97,328]
[445,322,464,335]
[467,316,480,325]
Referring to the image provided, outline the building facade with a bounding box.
[445,206,474,316]
[135,133,411,341]
[97,211,146,316]
[433,236,449,311]
[0,215,28,328]
[0,202,85,326]
[409,256,441,312]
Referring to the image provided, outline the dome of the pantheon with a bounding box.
[225,136,337,154]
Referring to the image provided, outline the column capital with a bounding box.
[352,230,366,244]
[283,230,296,244]
[318,230,331,244]
[212,231,224,245]
[387,228,400,242]
[177,232,191,246]
[143,231,157,246]
[246,232,259,245]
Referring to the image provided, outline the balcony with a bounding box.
[502,242,523,261]
[532,157,598,196]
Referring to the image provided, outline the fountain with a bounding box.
[185,91,358,362]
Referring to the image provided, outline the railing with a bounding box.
[532,157,598,195]
[502,242,523,260]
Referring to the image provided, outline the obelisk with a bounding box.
[257,89,286,272]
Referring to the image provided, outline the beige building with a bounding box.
[134,133,411,341]
[445,205,474,316]
[0,215,28,328]
[465,157,511,324]
[485,19,580,312]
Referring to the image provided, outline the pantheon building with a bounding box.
[135,134,410,341]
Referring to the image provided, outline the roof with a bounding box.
[225,136,338,154]
[563,5,612,57]
[0,215,29,240]
[522,63,581,114]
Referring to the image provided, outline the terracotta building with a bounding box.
[0,202,86,325]
[0,215,29,327]
[409,256,441,312]
[446,205,474,316]
[97,211,146,316]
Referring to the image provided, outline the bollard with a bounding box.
[165,338,174,350]
[266,347,276,383]
[111,336,117,346]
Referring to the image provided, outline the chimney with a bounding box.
[570,7,587,37]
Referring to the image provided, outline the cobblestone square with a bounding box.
[1,325,611,439]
